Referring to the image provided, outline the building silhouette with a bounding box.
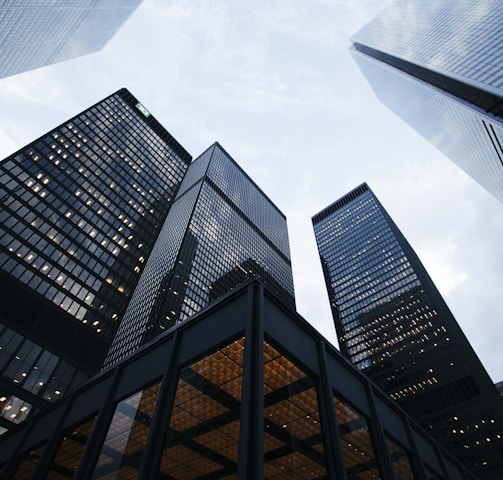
[0,89,191,434]
[0,0,143,79]
[104,142,295,368]
[313,183,503,477]
[0,282,477,480]
[350,0,503,204]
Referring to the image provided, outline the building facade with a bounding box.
[0,0,143,78]
[350,0,503,204]
[104,143,295,368]
[312,183,503,477]
[0,89,191,434]
[0,282,477,480]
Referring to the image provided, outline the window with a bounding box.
[91,381,161,478]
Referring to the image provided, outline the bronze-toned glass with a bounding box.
[263,341,326,479]
[385,435,416,479]
[45,416,97,478]
[12,444,46,480]
[91,382,161,478]
[158,337,245,479]
[425,465,443,479]
[334,396,381,479]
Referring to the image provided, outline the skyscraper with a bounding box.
[313,183,503,477]
[350,0,503,204]
[104,142,295,368]
[0,0,143,79]
[0,89,191,434]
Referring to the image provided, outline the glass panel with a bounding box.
[91,382,161,479]
[263,341,327,479]
[13,444,46,480]
[334,395,381,479]
[158,337,245,479]
[0,392,32,424]
[45,416,97,479]
[385,435,416,479]
[425,465,444,479]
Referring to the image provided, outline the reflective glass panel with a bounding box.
[13,443,46,480]
[46,416,97,478]
[263,341,326,479]
[425,465,444,479]
[158,337,245,479]
[0,392,32,424]
[91,382,161,479]
[385,435,416,479]
[334,395,380,479]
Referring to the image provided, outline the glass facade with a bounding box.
[0,282,474,479]
[350,0,503,204]
[313,184,503,477]
[0,88,191,434]
[92,382,160,478]
[0,0,143,78]
[104,143,295,368]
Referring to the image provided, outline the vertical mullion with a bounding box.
[404,417,428,480]
[365,384,397,480]
[237,282,264,479]
[317,341,348,480]
[73,367,122,480]
[137,331,181,479]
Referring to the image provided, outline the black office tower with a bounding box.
[104,143,295,369]
[313,183,503,477]
[0,89,191,434]
[350,0,503,204]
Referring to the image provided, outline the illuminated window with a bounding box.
[385,435,416,479]
[47,416,97,477]
[12,444,46,479]
[263,341,327,478]
[334,395,381,478]
[91,382,161,478]
[158,338,245,478]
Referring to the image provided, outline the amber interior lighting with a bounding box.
[386,435,416,479]
[92,382,161,478]
[263,341,326,479]
[12,443,46,480]
[159,337,245,479]
[334,396,381,479]
[46,416,97,478]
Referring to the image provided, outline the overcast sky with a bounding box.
[1,0,502,382]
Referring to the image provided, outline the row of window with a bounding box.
[1,336,446,479]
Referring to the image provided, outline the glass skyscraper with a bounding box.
[104,142,295,368]
[0,89,191,434]
[313,183,503,477]
[350,0,503,204]
[0,0,143,78]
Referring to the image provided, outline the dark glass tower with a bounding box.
[313,183,503,477]
[0,0,143,78]
[0,89,191,434]
[104,142,295,368]
[350,0,503,204]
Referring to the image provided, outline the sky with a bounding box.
[0,0,502,382]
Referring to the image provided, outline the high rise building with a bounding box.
[0,281,477,480]
[104,142,295,368]
[350,0,503,204]
[0,88,191,434]
[313,183,503,477]
[0,0,143,79]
